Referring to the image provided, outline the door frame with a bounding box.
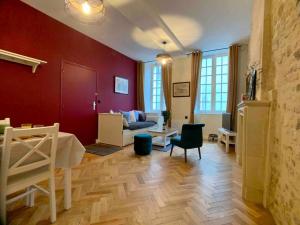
[60,59,99,127]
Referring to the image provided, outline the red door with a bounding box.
[61,61,97,145]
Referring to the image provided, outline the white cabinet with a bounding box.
[236,101,270,204]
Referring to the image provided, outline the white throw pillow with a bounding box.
[123,118,129,128]
[129,110,136,123]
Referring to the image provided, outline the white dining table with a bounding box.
[0,132,86,210]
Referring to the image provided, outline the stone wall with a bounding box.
[251,0,300,224]
[268,0,300,224]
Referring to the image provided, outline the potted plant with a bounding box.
[161,110,171,130]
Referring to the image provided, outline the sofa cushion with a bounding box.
[138,111,147,121]
[134,111,140,121]
[120,111,130,122]
[123,118,129,128]
[129,110,137,122]
[127,121,156,130]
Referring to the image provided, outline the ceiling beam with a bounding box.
[106,0,185,53]
[138,0,185,51]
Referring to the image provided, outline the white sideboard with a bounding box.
[236,101,270,204]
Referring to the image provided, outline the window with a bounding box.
[199,53,229,113]
[151,64,165,112]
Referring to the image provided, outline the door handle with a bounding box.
[93,101,96,111]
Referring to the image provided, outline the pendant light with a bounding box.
[65,0,105,24]
[156,41,173,65]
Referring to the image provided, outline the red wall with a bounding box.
[0,0,137,128]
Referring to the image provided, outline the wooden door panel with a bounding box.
[61,61,97,145]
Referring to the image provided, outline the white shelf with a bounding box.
[0,49,47,73]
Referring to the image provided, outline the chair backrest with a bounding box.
[0,118,10,126]
[1,123,59,185]
[181,124,205,148]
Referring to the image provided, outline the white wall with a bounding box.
[171,55,192,132]
[195,114,222,139]
[171,45,248,138]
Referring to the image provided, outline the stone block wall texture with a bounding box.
[266,0,300,224]
[249,0,300,223]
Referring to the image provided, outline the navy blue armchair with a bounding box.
[170,124,205,162]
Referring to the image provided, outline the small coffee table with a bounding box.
[148,128,178,148]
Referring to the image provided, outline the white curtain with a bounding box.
[143,62,152,112]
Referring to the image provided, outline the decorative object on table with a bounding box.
[173,82,190,97]
[21,123,32,129]
[134,134,152,155]
[85,143,122,156]
[246,68,257,100]
[161,110,171,130]
[64,0,105,24]
[208,134,218,142]
[170,124,205,163]
[114,76,129,95]
[0,125,7,135]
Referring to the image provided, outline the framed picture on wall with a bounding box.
[173,82,190,97]
[114,76,128,95]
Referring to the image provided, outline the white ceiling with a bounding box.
[21,0,253,62]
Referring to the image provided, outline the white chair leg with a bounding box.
[49,176,56,223]
[26,187,35,207]
[0,193,7,225]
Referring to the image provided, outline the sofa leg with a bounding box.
[198,147,201,160]
[184,149,187,163]
[170,145,174,156]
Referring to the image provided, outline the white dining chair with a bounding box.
[0,123,59,224]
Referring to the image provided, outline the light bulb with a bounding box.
[161,59,167,65]
[82,1,91,15]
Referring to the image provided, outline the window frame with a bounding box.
[150,64,165,112]
[198,52,229,114]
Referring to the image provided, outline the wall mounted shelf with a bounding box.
[0,49,47,73]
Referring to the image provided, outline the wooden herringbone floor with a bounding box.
[7,143,275,225]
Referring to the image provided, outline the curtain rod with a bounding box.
[187,47,229,55]
[143,45,243,63]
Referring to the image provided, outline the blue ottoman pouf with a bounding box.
[134,134,152,155]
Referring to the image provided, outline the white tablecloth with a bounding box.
[0,132,86,169]
[0,132,86,209]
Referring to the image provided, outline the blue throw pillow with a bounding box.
[121,111,130,122]
[134,111,139,121]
